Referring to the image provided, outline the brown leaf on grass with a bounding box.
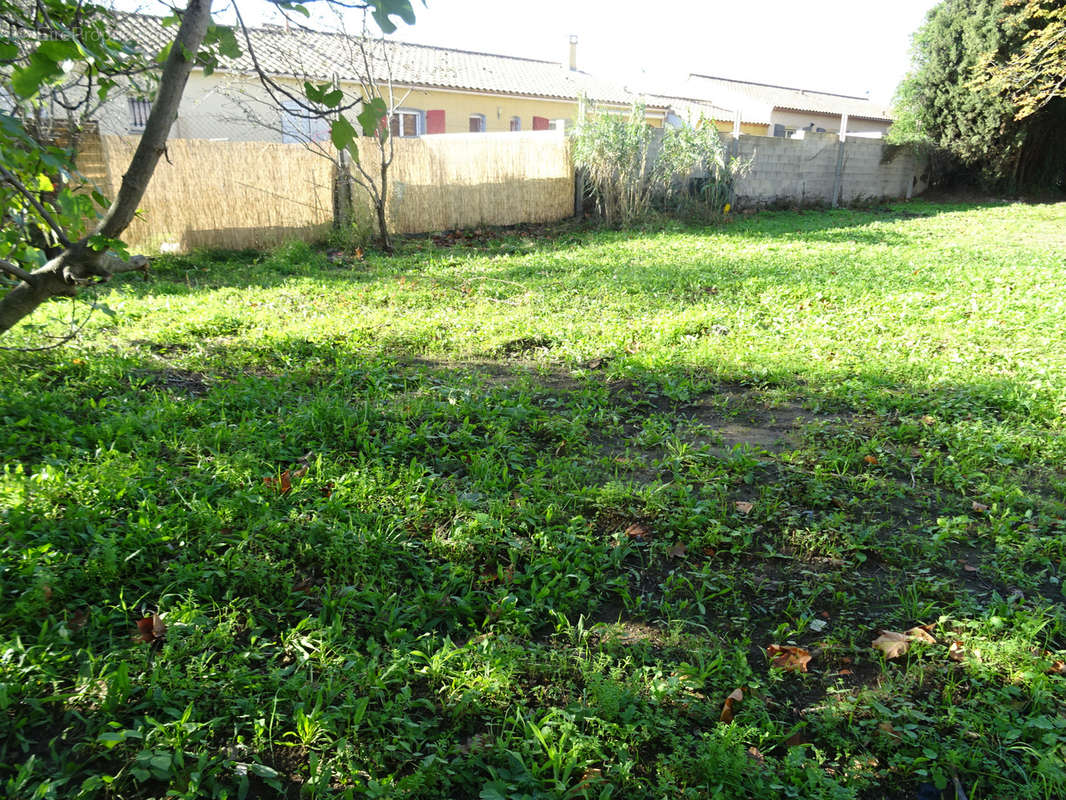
[668,541,688,559]
[907,626,937,643]
[878,721,901,739]
[948,641,967,662]
[1048,660,1066,675]
[963,563,978,572]
[837,668,853,675]
[746,746,765,765]
[320,482,334,498]
[767,644,812,672]
[872,631,910,659]
[136,613,166,644]
[863,455,879,465]
[784,730,810,747]
[291,465,309,480]
[734,501,754,515]
[720,688,744,723]
[625,522,650,541]
[587,357,604,369]
[872,626,936,659]
[264,470,292,495]
[971,501,989,513]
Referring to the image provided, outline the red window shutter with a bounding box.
[426,110,445,134]
[532,116,549,131]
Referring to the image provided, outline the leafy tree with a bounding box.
[974,0,1066,119]
[892,0,1065,191]
[0,0,419,341]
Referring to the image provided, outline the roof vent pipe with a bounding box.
[569,35,578,71]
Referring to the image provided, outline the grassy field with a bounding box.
[2,201,1065,799]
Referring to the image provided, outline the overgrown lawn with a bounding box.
[3,201,1065,799]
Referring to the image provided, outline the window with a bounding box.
[390,108,423,138]
[469,114,486,133]
[128,97,152,133]
[280,101,329,143]
[509,116,521,132]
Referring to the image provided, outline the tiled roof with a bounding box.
[646,94,768,125]
[680,74,892,122]
[115,13,661,108]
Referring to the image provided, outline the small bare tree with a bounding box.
[232,6,410,252]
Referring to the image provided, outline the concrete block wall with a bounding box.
[731,132,927,207]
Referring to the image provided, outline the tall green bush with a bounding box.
[652,120,752,219]
[573,104,751,226]
[572,103,654,226]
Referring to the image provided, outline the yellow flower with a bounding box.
[724,203,731,214]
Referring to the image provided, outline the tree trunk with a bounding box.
[0,0,214,338]
[376,154,392,252]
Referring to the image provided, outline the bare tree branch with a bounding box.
[0,259,38,284]
[0,164,74,249]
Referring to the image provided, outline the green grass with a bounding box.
[2,201,1065,799]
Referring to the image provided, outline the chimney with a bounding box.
[569,35,578,71]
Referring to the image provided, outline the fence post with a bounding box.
[832,113,849,208]
[831,141,846,208]
[574,167,585,219]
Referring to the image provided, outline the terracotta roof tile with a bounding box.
[115,13,661,108]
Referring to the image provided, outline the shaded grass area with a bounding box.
[2,201,1066,799]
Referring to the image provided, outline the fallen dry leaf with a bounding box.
[767,644,812,672]
[907,625,937,643]
[837,668,853,675]
[734,501,754,515]
[264,470,293,495]
[1048,661,1066,675]
[625,522,650,541]
[784,730,810,747]
[587,357,604,369]
[871,631,910,659]
[971,501,989,513]
[948,641,966,662]
[668,541,688,559]
[863,455,879,465]
[720,688,744,723]
[878,721,901,739]
[963,563,978,572]
[872,626,936,659]
[292,465,309,479]
[136,612,166,644]
[746,746,765,765]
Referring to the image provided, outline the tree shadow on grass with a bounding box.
[2,336,1064,800]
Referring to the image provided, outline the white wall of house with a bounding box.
[96,72,294,141]
[767,109,890,137]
